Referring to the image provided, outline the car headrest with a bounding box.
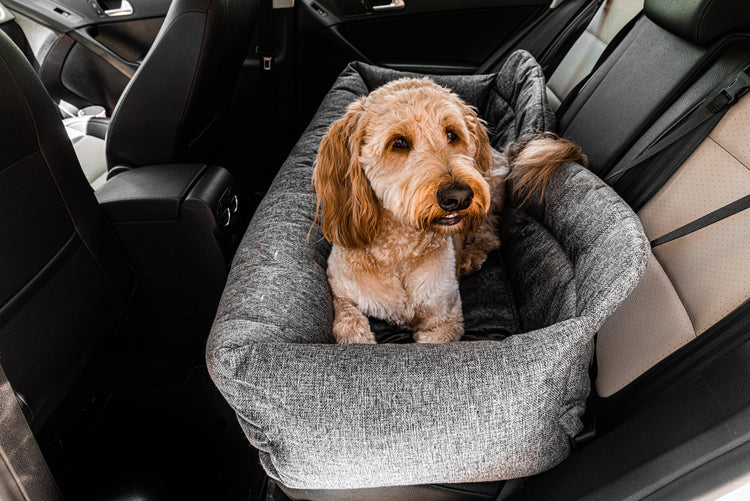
[645,0,750,45]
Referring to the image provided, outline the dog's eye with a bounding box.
[447,130,459,143]
[392,137,409,150]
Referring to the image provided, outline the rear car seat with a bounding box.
[551,0,750,397]
[597,94,750,395]
[546,0,643,111]
[505,0,750,498]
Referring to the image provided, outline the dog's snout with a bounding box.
[437,183,474,211]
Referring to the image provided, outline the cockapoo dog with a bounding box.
[314,77,585,344]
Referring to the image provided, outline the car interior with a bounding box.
[0,0,749,500]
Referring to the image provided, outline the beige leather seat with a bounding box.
[596,94,750,396]
[546,0,643,111]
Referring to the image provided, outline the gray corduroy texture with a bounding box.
[206,51,650,489]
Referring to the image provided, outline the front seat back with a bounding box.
[0,29,133,428]
[106,0,259,169]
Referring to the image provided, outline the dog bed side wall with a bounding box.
[207,320,591,489]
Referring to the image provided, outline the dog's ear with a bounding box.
[313,99,380,248]
[463,106,492,176]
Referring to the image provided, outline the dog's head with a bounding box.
[314,77,492,249]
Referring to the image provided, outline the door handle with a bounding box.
[372,0,405,12]
[104,0,133,16]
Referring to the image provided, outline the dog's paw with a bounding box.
[458,249,489,276]
[336,330,377,344]
[332,295,377,344]
[333,318,377,344]
[414,325,463,344]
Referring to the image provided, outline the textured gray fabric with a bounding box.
[207,51,649,489]
[0,363,62,500]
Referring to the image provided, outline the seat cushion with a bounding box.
[206,52,649,490]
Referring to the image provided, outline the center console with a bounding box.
[96,164,242,322]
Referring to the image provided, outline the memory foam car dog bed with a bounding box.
[206,51,649,489]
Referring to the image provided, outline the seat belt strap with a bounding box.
[0,363,62,500]
[257,0,275,70]
[650,194,750,248]
[605,64,750,184]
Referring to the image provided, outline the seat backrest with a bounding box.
[557,0,750,397]
[105,0,259,169]
[546,0,643,111]
[558,0,750,178]
[0,30,133,427]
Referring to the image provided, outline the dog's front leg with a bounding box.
[456,212,500,276]
[412,293,464,344]
[332,295,376,344]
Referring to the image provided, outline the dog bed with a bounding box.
[206,51,649,489]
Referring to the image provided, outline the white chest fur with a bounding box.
[326,220,464,343]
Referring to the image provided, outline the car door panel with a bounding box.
[4,0,170,32]
[290,0,549,149]
[300,0,548,73]
[335,7,542,72]
[4,0,169,114]
[91,16,163,63]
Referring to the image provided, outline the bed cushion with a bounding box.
[206,51,649,489]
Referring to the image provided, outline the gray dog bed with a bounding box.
[207,51,649,489]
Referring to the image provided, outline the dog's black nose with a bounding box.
[437,183,474,211]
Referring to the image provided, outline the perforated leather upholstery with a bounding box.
[597,94,750,396]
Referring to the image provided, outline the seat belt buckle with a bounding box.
[571,422,597,450]
[708,65,750,112]
[256,46,275,71]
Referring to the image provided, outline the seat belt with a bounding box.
[0,363,62,500]
[650,194,750,248]
[257,0,275,72]
[256,0,290,169]
[604,63,750,185]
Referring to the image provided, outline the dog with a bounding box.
[313,77,586,344]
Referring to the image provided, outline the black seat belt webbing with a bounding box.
[650,194,750,248]
[0,363,62,500]
[605,64,750,184]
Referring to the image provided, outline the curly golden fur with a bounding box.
[314,77,585,344]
